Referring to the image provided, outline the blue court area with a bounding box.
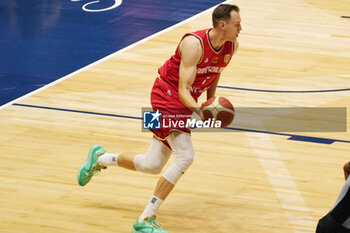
[0,0,223,106]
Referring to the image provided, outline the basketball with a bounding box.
[201,96,235,127]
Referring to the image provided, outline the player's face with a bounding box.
[224,11,242,42]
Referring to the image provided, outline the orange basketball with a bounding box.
[201,96,235,127]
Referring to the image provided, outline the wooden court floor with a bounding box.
[1,0,350,232]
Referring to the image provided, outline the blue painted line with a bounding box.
[218,85,350,93]
[13,103,142,120]
[341,16,350,19]
[287,135,335,144]
[13,103,350,145]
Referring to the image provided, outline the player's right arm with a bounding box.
[343,161,350,180]
[178,35,203,117]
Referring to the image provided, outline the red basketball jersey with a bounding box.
[158,28,234,101]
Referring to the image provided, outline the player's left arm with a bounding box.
[178,35,203,116]
[206,75,220,100]
[206,40,239,100]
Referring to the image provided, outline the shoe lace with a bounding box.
[148,217,162,229]
[87,163,107,178]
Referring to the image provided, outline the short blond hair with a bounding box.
[212,4,240,27]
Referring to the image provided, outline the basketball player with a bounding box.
[316,161,350,233]
[78,4,241,233]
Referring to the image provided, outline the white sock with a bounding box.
[97,152,119,166]
[139,195,163,222]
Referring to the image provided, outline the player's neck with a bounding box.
[209,28,225,50]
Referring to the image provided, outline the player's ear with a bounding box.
[218,20,225,30]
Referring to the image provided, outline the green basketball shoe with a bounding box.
[77,145,106,186]
[132,216,169,233]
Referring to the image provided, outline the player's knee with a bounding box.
[162,150,194,184]
[174,149,194,172]
[144,160,164,174]
[134,154,165,174]
[168,132,194,172]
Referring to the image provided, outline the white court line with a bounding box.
[0,0,230,112]
[247,133,316,233]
